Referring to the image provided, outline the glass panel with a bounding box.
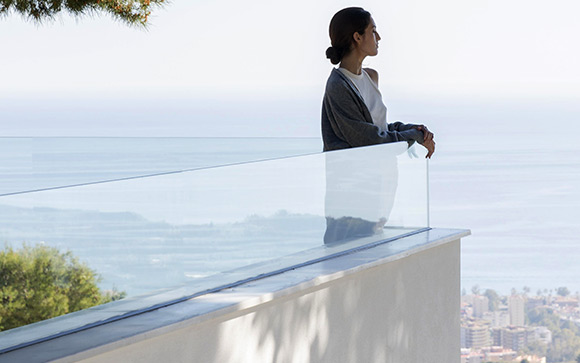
[0,140,428,352]
[0,137,322,196]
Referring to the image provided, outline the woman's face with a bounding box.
[358,17,381,57]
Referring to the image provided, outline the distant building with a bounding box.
[460,348,483,363]
[509,295,525,326]
[466,347,544,362]
[491,327,504,347]
[482,310,510,327]
[503,326,527,351]
[553,297,579,308]
[461,320,491,349]
[473,295,489,318]
[526,296,545,310]
[502,326,536,351]
[491,325,538,351]
[533,326,552,345]
[480,346,517,361]
[461,301,474,319]
[462,294,476,305]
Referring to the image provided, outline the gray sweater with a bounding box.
[321,68,424,151]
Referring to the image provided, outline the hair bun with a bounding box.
[326,46,341,65]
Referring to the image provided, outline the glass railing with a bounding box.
[0,139,429,353]
[0,137,322,196]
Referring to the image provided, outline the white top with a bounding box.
[338,67,388,132]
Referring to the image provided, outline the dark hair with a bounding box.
[326,7,371,65]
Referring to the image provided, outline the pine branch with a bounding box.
[0,0,167,27]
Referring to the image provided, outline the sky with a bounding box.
[0,0,579,136]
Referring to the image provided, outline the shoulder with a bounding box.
[325,69,351,96]
[363,67,379,86]
[327,68,346,85]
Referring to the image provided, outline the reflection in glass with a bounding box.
[324,143,403,244]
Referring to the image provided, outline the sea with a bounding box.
[1,94,579,297]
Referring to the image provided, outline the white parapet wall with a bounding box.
[0,228,468,363]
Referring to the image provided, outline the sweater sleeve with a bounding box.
[389,122,424,144]
[324,85,424,148]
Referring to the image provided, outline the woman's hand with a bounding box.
[414,124,435,158]
[422,138,435,158]
[414,124,434,142]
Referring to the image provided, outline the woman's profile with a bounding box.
[322,7,434,245]
[321,7,435,155]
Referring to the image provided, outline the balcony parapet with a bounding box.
[0,140,467,362]
[0,228,469,363]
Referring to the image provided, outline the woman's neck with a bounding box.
[339,51,365,75]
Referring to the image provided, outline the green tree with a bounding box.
[528,306,580,362]
[0,244,124,332]
[525,340,548,358]
[557,286,571,297]
[484,288,500,311]
[0,0,165,27]
[471,284,480,295]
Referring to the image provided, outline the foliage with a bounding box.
[484,288,500,311]
[0,244,124,332]
[100,287,127,303]
[558,287,571,297]
[527,306,580,362]
[524,340,548,358]
[0,0,166,27]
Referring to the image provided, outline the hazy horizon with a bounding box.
[2,0,579,139]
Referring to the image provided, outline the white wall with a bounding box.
[74,239,460,363]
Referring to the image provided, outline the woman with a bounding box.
[321,7,435,156]
[322,7,434,244]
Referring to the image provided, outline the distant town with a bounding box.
[461,287,580,363]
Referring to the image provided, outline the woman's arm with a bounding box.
[389,123,432,140]
[323,84,424,148]
[365,67,431,142]
[362,68,435,158]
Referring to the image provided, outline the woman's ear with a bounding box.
[352,32,363,45]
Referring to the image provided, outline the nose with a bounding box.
[376,32,381,41]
